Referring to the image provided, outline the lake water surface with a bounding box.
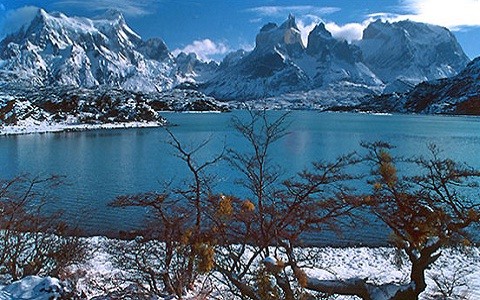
[1,111,480,245]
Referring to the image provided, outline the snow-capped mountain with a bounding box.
[0,9,179,92]
[175,52,218,83]
[302,23,381,87]
[200,15,311,100]
[201,15,382,101]
[357,20,470,87]
[354,56,480,114]
[0,9,473,110]
[403,56,480,114]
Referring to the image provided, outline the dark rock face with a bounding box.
[306,23,361,64]
[139,38,170,61]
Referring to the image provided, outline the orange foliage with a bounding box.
[241,199,255,212]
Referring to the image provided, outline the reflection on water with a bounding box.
[1,111,480,245]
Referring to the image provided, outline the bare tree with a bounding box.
[108,128,223,298]
[302,142,480,300]
[106,112,480,300]
[212,110,359,300]
[0,174,88,284]
[107,111,357,299]
[426,267,471,300]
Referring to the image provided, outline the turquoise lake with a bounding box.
[1,111,480,245]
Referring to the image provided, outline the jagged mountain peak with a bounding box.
[37,7,51,19]
[99,9,126,22]
[306,22,362,65]
[26,8,65,33]
[310,23,333,39]
[140,37,170,60]
[358,19,470,84]
[0,8,178,91]
[260,22,278,32]
[280,14,298,30]
[254,15,304,57]
[28,8,140,44]
[201,15,382,100]
[29,8,88,31]
[306,23,334,56]
[1,9,474,106]
[363,19,454,45]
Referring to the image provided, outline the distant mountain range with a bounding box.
[356,57,480,115]
[0,8,479,119]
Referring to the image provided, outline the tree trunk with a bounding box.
[305,277,373,300]
[304,276,422,300]
[389,255,432,300]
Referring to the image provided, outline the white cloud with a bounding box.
[367,0,480,30]
[250,8,366,46]
[325,22,369,42]
[401,0,480,29]
[296,18,319,46]
[296,15,368,45]
[249,18,263,24]
[54,0,159,16]
[247,0,480,49]
[172,39,229,62]
[0,6,40,37]
[311,0,480,44]
[247,5,340,17]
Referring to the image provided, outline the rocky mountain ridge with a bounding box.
[355,57,480,115]
[200,15,384,100]
[0,8,478,120]
[358,20,469,82]
[0,8,215,92]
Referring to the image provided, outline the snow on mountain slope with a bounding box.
[0,276,63,300]
[357,20,470,86]
[355,56,480,115]
[201,15,311,100]
[0,9,473,111]
[0,9,178,92]
[302,23,382,87]
[201,15,383,101]
[402,56,480,114]
[175,52,218,83]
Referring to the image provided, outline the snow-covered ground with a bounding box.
[2,236,476,300]
[304,246,480,299]
[0,277,63,300]
[0,121,163,136]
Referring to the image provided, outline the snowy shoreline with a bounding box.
[1,236,479,299]
[0,121,164,136]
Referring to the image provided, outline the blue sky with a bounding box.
[1,0,480,61]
